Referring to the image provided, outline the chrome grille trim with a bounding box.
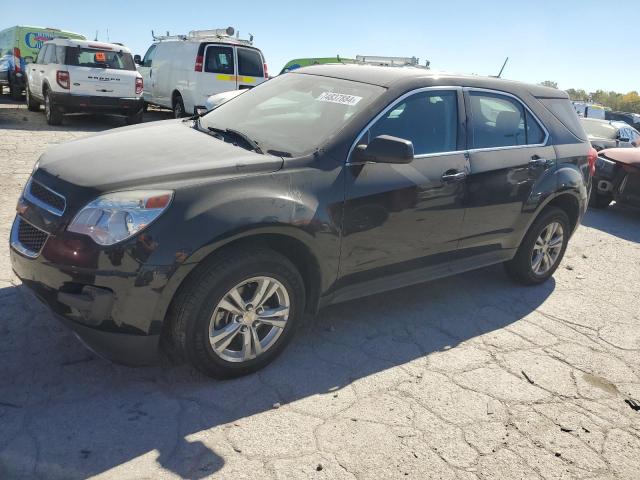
[10,216,49,258]
[24,178,67,216]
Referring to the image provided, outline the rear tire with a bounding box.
[590,192,612,209]
[504,207,570,286]
[25,85,40,112]
[44,90,63,125]
[9,80,22,100]
[126,109,144,125]
[166,248,305,379]
[172,93,185,118]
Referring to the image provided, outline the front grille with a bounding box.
[25,179,66,215]
[15,217,49,256]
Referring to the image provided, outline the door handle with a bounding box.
[39,70,44,73]
[529,155,553,170]
[441,170,466,182]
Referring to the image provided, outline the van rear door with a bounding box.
[236,47,267,90]
[65,45,138,98]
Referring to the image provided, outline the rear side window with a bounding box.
[64,47,136,71]
[43,45,57,64]
[369,90,458,155]
[539,97,586,141]
[205,45,234,74]
[469,92,546,149]
[237,48,264,77]
[36,44,48,64]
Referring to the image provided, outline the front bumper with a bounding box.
[50,92,143,116]
[9,214,180,366]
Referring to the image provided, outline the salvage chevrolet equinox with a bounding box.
[10,65,595,378]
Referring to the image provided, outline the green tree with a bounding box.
[539,80,558,89]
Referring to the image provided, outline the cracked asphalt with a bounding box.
[1,93,640,480]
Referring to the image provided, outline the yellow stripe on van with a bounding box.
[215,74,257,83]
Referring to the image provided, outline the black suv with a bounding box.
[10,66,593,378]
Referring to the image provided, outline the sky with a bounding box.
[2,0,637,93]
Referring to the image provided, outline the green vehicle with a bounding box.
[0,25,85,99]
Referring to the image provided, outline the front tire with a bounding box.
[166,248,305,379]
[44,90,63,125]
[504,207,570,285]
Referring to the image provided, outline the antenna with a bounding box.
[106,28,110,42]
[94,30,98,41]
[497,57,509,78]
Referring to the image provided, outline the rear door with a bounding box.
[459,88,554,258]
[65,45,138,98]
[194,43,236,107]
[236,47,266,90]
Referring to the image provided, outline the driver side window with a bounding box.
[141,45,157,67]
[368,90,459,156]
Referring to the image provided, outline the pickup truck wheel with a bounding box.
[504,207,570,285]
[167,248,305,379]
[172,94,185,119]
[590,192,612,209]
[44,91,63,125]
[9,80,22,100]
[125,109,144,125]
[25,86,40,111]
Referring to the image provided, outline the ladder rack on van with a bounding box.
[151,27,254,45]
[354,55,430,69]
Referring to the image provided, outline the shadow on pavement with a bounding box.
[0,265,555,478]
[0,94,172,133]
[582,203,640,243]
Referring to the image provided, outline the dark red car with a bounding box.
[591,148,640,209]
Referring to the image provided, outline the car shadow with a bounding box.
[582,203,640,243]
[0,94,172,132]
[0,265,555,479]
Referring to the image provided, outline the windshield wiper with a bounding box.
[207,126,263,154]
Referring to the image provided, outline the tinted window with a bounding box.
[237,48,264,77]
[65,47,135,70]
[526,110,545,144]
[369,90,458,155]
[540,97,587,141]
[470,93,527,148]
[141,44,156,67]
[580,119,618,140]
[205,46,234,74]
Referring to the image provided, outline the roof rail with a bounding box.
[152,27,253,45]
[355,55,429,69]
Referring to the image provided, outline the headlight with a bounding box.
[67,190,173,245]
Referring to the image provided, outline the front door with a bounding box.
[338,88,469,294]
[459,89,556,259]
[137,44,157,104]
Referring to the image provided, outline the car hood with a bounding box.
[37,119,284,191]
[599,148,640,167]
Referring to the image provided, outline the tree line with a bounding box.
[539,80,640,114]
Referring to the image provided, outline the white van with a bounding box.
[136,28,268,117]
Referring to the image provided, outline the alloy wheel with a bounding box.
[209,276,290,363]
[531,221,564,275]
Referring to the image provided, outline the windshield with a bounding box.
[199,73,385,156]
[65,47,136,71]
[581,119,617,140]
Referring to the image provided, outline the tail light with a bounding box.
[263,62,268,78]
[13,47,21,72]
[587,147,597,177]
[56,71,70,90]
[135,77,143,95]
[194,55,203,72]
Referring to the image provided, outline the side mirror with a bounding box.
[353,135,414,164]
[133,54,142,65]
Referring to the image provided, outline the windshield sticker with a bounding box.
[316,92,362,106]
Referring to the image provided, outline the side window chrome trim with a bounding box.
[465,87,550,153]
[346,86,465,165]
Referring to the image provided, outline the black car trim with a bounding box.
[24,177,67,216]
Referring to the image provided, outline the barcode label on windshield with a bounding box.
[316,92,362,106]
